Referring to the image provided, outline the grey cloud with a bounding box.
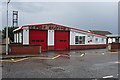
[10,2,45,13]
[2,2,118,34]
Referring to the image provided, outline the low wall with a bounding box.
[47,44,107,51]
[107,43,120,51]
[70,44,107,50]
[111,43,120,49]
[48,46,54,51]
[9,44,41,55]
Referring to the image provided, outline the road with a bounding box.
[2,49,119,78]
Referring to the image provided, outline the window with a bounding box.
[75,36,85,44]
[112,38,116,42]
[75,36,79,44]
[56,40,67,42]
[108,38,112,43]
[95,38,98,42]
[32,40,44,42]
[41,40,44,42]
[36,40,39,42]
[32,40,35,42]
[60,40,63,42]
[64,40,67,42]
[101,38,104,42]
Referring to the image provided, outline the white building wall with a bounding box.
[87,35,106,44]
[14,33,17,43]
[70,30,87,45]
[19,32,22,43]
[70,30,106,45]
[100,37,106,44]
[86,35,95,44]
[108,38,112,43]
[70,31,75,45]
[16,32,19,43]
[119,38,120,43]
[94,36,100,44]
[112,38,116,42]
[101,37,106,44]
[48,30,54,46]
[85,36,88,44]
[88,35,106,44]
[23,29,29,45]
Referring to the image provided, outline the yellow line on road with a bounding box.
[12,58,28,62]
[0,55,61,62]
[0,58,28,63]
[0,60,14,62]
[32,57,52,60]
[52,55,61,59]
[32,55,61,60]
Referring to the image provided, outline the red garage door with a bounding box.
[54,31,70,50]
[29,30,47,51]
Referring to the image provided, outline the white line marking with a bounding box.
[114,61,120,64]
[101,53,105,55]
[80,54,85,57]
[103,75,113,78]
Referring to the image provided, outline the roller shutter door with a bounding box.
[54,31,69,50]
[29,30,47,51]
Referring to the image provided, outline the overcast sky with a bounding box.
[0,0,119,34]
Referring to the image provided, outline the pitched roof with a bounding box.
[89,30,112,36]
[106,34,120,37]
[13,23,107,37]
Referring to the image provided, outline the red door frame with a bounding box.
[54,30,70,50]
[29,30,48,51]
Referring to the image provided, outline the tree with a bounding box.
[2,27,18,42]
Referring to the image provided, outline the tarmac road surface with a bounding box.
[2,49,119,78]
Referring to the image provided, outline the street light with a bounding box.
[6,0,11,55]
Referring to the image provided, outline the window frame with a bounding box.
[75,36,85,44]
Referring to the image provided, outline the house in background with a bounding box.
[106,35,120,44]
[106,35,120,50]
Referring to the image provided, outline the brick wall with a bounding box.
[70,44,107,50]
[9,44,41,55]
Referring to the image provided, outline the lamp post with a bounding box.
[6,0,11,55]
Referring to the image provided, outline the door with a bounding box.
[29,30,47,51]
[54,31,69,50]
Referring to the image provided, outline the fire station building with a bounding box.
[13,23,107,51]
